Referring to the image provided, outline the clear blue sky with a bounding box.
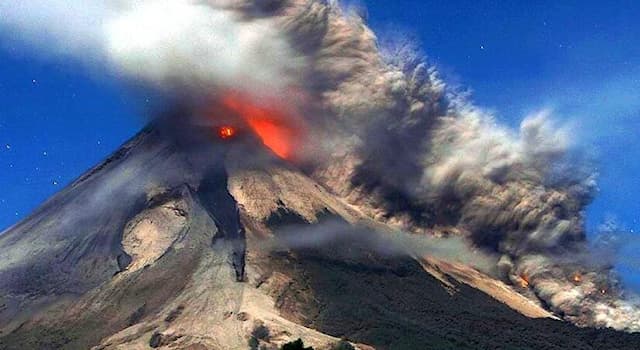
[0,1,638,287]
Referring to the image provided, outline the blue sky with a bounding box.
[1,1,639,286]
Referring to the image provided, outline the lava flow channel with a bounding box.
[221,94,302,160]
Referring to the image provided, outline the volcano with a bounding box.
[1,121,639,350]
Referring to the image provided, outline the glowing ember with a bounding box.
[572,272,582,283]
[218,126,236,139]
[519,274,530,288]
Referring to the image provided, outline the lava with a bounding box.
[519,274,530,288]
[218,126,236,139]
[572,272,582,284]
[220,93,302,160]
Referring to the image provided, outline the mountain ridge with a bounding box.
[1,124,639,349]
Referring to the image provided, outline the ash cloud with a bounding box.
[0,0,302,100]
[268,1,639,331]
[2,0,639,331]
[264,219,498,272]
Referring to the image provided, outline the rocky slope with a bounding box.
[1,124,639,350]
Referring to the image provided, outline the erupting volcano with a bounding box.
[0,117,638,350]
[1,0,639,349]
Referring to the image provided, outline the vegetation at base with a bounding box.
[248,336,259,350]
[281,338,314,350]
[332,340,355,350]
[248,323,271,350]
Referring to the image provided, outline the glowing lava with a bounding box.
[572,272,582,284]
[519,274,530,288]
[218,126,236,139]
[221,94,301,160]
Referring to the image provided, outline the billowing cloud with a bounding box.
[264,219,498,272]
[105,1,303,97]
[0,0,302,99]
[1,0,638,331]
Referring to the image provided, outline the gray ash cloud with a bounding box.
[1,0,638,330]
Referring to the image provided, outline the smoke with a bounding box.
[0,1,110,58]
[263,219,498,272]
[2,0,638,331]
[267,1,638,331]
[0,0,302,99]
[105,2,303,97]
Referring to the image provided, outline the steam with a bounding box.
[2,0,638,331]
[265,220,498,272]
[0,1,302,98]
[105,2,302,97]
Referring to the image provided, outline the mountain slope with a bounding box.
[1,124,639,350]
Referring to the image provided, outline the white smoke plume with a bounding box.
[0,0,302,99]
[1,0,638,331]
[264,219,498,272]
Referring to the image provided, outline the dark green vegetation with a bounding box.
[331,340,355,350]
[281,338,313,350]
[248,322,271,350]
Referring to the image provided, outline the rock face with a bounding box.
[1,124,639,350]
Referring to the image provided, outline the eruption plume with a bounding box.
[1,0,638,331]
